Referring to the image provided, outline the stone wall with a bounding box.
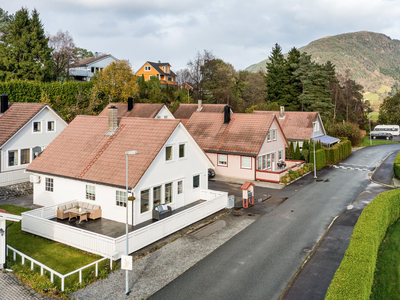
[0,182,33,201]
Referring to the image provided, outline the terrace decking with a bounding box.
[50,200,206,238]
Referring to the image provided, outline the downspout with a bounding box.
[4,222,14,269]
[254,156,257,181]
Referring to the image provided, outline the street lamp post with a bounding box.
[369,113,372,146]
[312,122,317,179]
[125,150,138,295]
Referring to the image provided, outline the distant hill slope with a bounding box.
[246,31,400,94]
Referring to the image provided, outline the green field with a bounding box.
[377,85,391,94]
[370,219,400,299]
[358,135,398,147]
[370,112,379,121]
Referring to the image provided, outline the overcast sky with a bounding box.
[3,1,400,72]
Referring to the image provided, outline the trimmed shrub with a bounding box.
[294,141,301,160]
[394,151,400,179]
[326,189,400,300]
[309,149,326,170]
[325,122,363,146]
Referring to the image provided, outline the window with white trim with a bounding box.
[116,190,127,207]
[86,185,96,201]
[241,156,251,169]
[314,122,319,132]
[218,154,227,166]
[141,189,150,213]
[165,182,172,204]
[278,150,283,160]
[273,129,277,140]
[20,149,30,165]
[267,154,271,169]
[33,121,41,133]
[179,144,186,158]
[177,180,183,194]
[8,150,18,166]
[47,121,55,132]
[166,146,173,161]
[268,131,271,141]
[144,66,151,71]
[258,156,262,170]
[193,175,200,189]
[153,186,161,207]
[45,178,53,192]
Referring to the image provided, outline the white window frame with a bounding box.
[20,148,31,165]
[32,121,42,133]
[177,180,183,194]
[86,185,96,201]
[144,66,151,71]
[165,182,173,204]
[179,143,186,159]
[116,190,127,207]
[217,154,228,166]
[267,131,271,141]
[273,129,277,140]
[241,156,252,169]
[193,174,200,189]
[314,122,319,132]
[278,149,283,161]
[165,145,173,162]
[45,177,54,192]
[8,150,18,167]
[47,120,56,132]
[140,189,150,214]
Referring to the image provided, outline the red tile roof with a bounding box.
[98,103,165,119]
[185,112,276,156]
[241,181,255,190]
[253,111,319,140]
[173,104,226,120]
[0,103,46,147]
[27,116,180,188]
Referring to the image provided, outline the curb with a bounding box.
[369,151,398,189]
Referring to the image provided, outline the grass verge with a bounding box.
[1,204,116,298]
[358,135,398,147]
[370,219,400,300]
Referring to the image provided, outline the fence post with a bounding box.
[51,272,54,283]
[95,262,98,277]
[41,266,43,275]
[22,256,25,265]
[79,270,82,283]
[61,278,64,292]
[31,261,34,270]
[13,251,16,261]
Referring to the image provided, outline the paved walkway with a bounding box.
[0,271,48,300]
[371,150,400,185]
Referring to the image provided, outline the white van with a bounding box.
[372,125,400,136]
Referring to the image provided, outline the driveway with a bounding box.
[150,144,400,300]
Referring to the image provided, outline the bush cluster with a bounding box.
[325,189,400,300]
[394,152,400,179]
[325,121,363,146]
[280,163,314,184]
[325,140,352,165]
[309,149,326,170]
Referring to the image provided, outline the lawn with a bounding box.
[358,135,398,147]
[370,219,400,299]
[1,204,112,293]
[370,112,379,121]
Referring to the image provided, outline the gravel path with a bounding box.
[70,211,258,300]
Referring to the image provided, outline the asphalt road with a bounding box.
[150,144,400,300]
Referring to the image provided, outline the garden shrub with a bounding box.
[309,149,326,170]
[325,122,363,146]
[393,151,400,179]
[325,189,400,300]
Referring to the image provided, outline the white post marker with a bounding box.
[121,255,133,271]
[312,121,317,179]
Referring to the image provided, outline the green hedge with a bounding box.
[325,140,352,165]
[309,149,326,170]
[325,189,400,300]
[394,152,400,180]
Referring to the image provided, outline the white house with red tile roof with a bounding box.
[185,106,302,183]
[0,209,22,269]
[26,105,226,231]
[69,53,119,81]
[99,97,174,119]
[0,95,68,187]
[254,106,339,149]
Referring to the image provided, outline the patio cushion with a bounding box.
[66,203,73,209]
[87,204,94,210]
[72,201,78,207]
[93,205,100,210]
[87,209,94,214]
[59,205,66,211]
[82,202,89,209]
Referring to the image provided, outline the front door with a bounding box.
[272,153,275,171]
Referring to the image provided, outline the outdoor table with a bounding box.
[65,208,89,224]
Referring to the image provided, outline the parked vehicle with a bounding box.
[371,132,393,140]
[208,168,215,178]
[372,125,399,136]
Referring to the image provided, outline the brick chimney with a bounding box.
[107,106,118,134]
[279,106,285,119]
[197,99,203,111]
[1,94,9,114]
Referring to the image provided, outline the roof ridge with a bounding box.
[77,124,125,179]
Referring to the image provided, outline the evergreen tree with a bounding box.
[288,140,295,159]
[266,43,286,104]
[282,47,302,110]
[0,8,52,81]
[294,141,301,159]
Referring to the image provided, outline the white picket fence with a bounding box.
[6,245,110,291]
[21,189,228,260]
[0,169,29,187]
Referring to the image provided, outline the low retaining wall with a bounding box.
[0,182,33,201]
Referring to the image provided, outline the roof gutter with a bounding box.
[204,150,257,157]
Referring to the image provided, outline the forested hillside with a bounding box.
[247,31,400,97]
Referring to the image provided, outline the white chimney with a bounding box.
[108,106,118,134]
[279,106,285,119]
[197,99,203,111]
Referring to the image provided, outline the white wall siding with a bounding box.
[155,106,175,119]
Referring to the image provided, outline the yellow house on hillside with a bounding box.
[136,61,178,86]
